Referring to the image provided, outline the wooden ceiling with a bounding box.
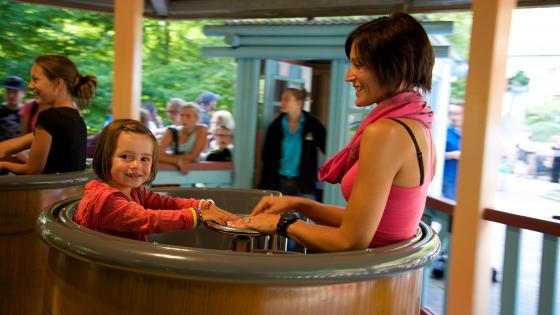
[14,0,560,19]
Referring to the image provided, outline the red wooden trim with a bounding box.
[158,161,233,171]
[483,207,560,237]
[426,195,455,215]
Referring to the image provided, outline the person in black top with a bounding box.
[0,76,27,141]
[258,88,326,200]
[0,55,97,174]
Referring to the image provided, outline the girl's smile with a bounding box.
[109,132,154,197]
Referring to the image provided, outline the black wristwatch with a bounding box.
[277,212,299,237]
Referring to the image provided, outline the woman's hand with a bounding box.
[251,195,298,215]
[228,214,280,235]
[177,158,190,175]
[201,204,240,225]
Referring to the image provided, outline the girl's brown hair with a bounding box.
[34,55,97,109]
[345,13,435,98]
[93,119,159,184]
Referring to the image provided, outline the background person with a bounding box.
[205,124,233,162]
[258,88,326,200]
[0,55,97,174]
[442,102,463,200]
[19,99,50,135]
[232,13,436,253]
[196,91,220,126]
[75,119,238,241]
[0,76,27,141]
[207,109,235,151]
[158,102,207,175]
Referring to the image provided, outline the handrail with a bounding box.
[38,195,440,285]
[426,195,455,215]
[483,207,560,237]
[427,194,559,237]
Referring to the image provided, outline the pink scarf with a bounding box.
[319,91,433,184]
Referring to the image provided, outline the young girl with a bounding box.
[158,102,207,175]
[0,55,97,174]
[75,119,238,241]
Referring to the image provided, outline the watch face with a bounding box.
[281,212,298,222]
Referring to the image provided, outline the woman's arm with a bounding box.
[0,127,51,174]
[246,121,407,252]
[0,132,34,159]
[292,121,407,251]
[252,195,346,227]
[158,129,178,164]
[179,125,208,162]
[158,126,208,165]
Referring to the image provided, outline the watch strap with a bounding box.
[277,213,299,237]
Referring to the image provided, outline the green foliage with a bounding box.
[450,76,466,101]
[420,12,473,100]
[0,0,235,133]
[528,122,560,142]
[508,70,530,87]
[421,12,473,59]
[525,96,560,141]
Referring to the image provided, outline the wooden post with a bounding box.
[446,0,515,314]
[112,0,144,120]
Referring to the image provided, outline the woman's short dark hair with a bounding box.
[283,88,308,103]
[93,119,159,184]
[345,13,435,97]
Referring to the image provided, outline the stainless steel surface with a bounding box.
[38,189,440,285]
[205,218,263,236]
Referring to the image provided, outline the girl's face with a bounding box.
[109,132,153,197]
[344,44,387,106]
[28,64,59,106]
[280,91,302,115]
[180,107,198,129]
[214,126,232,148]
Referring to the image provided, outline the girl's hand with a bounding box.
[201,204,239,225]
[228,214,280,235]
[251,195,297,216]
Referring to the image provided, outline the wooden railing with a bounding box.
[422,195,560,315]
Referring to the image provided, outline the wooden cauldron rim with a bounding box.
[0,169,95,191]
[38,195,440,285]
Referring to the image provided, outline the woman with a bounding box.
[234,13,436,252]
[158,102,207,175]
[258,88,326,199]
[0,55,97,174]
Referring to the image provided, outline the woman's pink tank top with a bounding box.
[340,124,433,247]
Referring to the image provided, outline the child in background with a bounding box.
[74,119,238,241]
[206,125,233,162]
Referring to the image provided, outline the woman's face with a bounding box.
[280,91,302,114]
[28,64,58,106]
[344,44,387,106]
[109,132,153,197]
[166,104,181,125]
[180,107,199,129]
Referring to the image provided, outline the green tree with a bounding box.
[0,0,235,133]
